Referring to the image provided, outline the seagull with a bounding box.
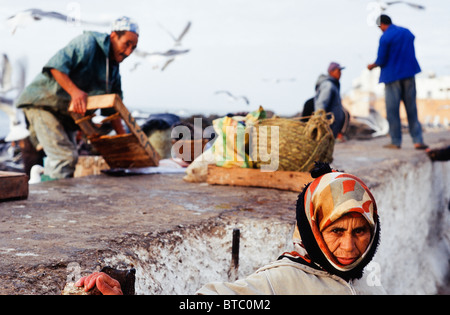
[158,21,191,47]
[215,91,250,106]
[0,54,13,93]
[29,164,44,184]
[0,96,30,142]
[132,21,192,71]
[353,108,389,138]
[0,55,29,142]
[262,77,296,84]
[1,54,26,95]
[377,1,425,11]
[133,48,190,71]
[7,8,110,34]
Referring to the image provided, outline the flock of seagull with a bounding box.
[0,7,197,143]
[3,8,252,111]
[0,2,432,144]
[6,8,191,72]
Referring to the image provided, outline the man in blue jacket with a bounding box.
[16,17,139,180]
[368,14,427,150]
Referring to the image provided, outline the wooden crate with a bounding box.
[0,171,29,201]
[206,165,313,192]
[70,94,160,168]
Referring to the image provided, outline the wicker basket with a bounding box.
[250,110,335,172]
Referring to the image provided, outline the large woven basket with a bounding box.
[250,110,335,172]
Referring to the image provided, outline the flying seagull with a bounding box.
[0,55,29,142]
[0,54,13,93]
[262,77,297,84]
[215,90,250,106]
[0,96,30,142]
[377,1,425,11]
[1,54,27,95]
[132,21,192,71]
[133,48,190,71]
[7,8,110,34]
[158,21,192,47]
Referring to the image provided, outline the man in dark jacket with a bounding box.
[368,14,427,150]
[16,17,139,180]
[314,62,348,139]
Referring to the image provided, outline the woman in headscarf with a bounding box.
[76,163,384,295]
[196,163,384,295]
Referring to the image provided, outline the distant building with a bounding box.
[416,72,450,100]
[348,68,450,101]
[343,69,450,129]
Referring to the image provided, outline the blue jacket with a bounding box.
[16,31,122,114]
[375,24,421,84]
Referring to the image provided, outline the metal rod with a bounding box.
[231,228,240,270]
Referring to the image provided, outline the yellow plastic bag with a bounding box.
[212,107,266,168]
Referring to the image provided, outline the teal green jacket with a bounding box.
[16,31,123,115]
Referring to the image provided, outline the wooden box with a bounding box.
[70,94,160,169]
[206,165,313,192]
[0,171,29,201]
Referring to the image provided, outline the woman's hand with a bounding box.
[75,272,123,295]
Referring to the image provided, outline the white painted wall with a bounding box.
[371,159,450,294]
[106,160,450,295]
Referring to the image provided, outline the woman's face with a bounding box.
[321,213,371,266]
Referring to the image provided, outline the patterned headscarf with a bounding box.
[282,163,380,280]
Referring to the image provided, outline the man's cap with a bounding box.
[111,16,140,35]
[328,62,345,73]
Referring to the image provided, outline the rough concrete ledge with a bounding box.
[0,131,449,294]
[0,171,298,294]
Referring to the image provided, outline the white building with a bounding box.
[349,68,450,102]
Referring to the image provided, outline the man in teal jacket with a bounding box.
[368,14,427,150]
[16,17,139,180]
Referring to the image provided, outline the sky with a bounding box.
[0,0,449,127]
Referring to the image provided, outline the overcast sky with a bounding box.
[1,0,449,120]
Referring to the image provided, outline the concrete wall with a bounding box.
[105,218,295,295]
[371,159,450,294]
[105,158,450,295]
